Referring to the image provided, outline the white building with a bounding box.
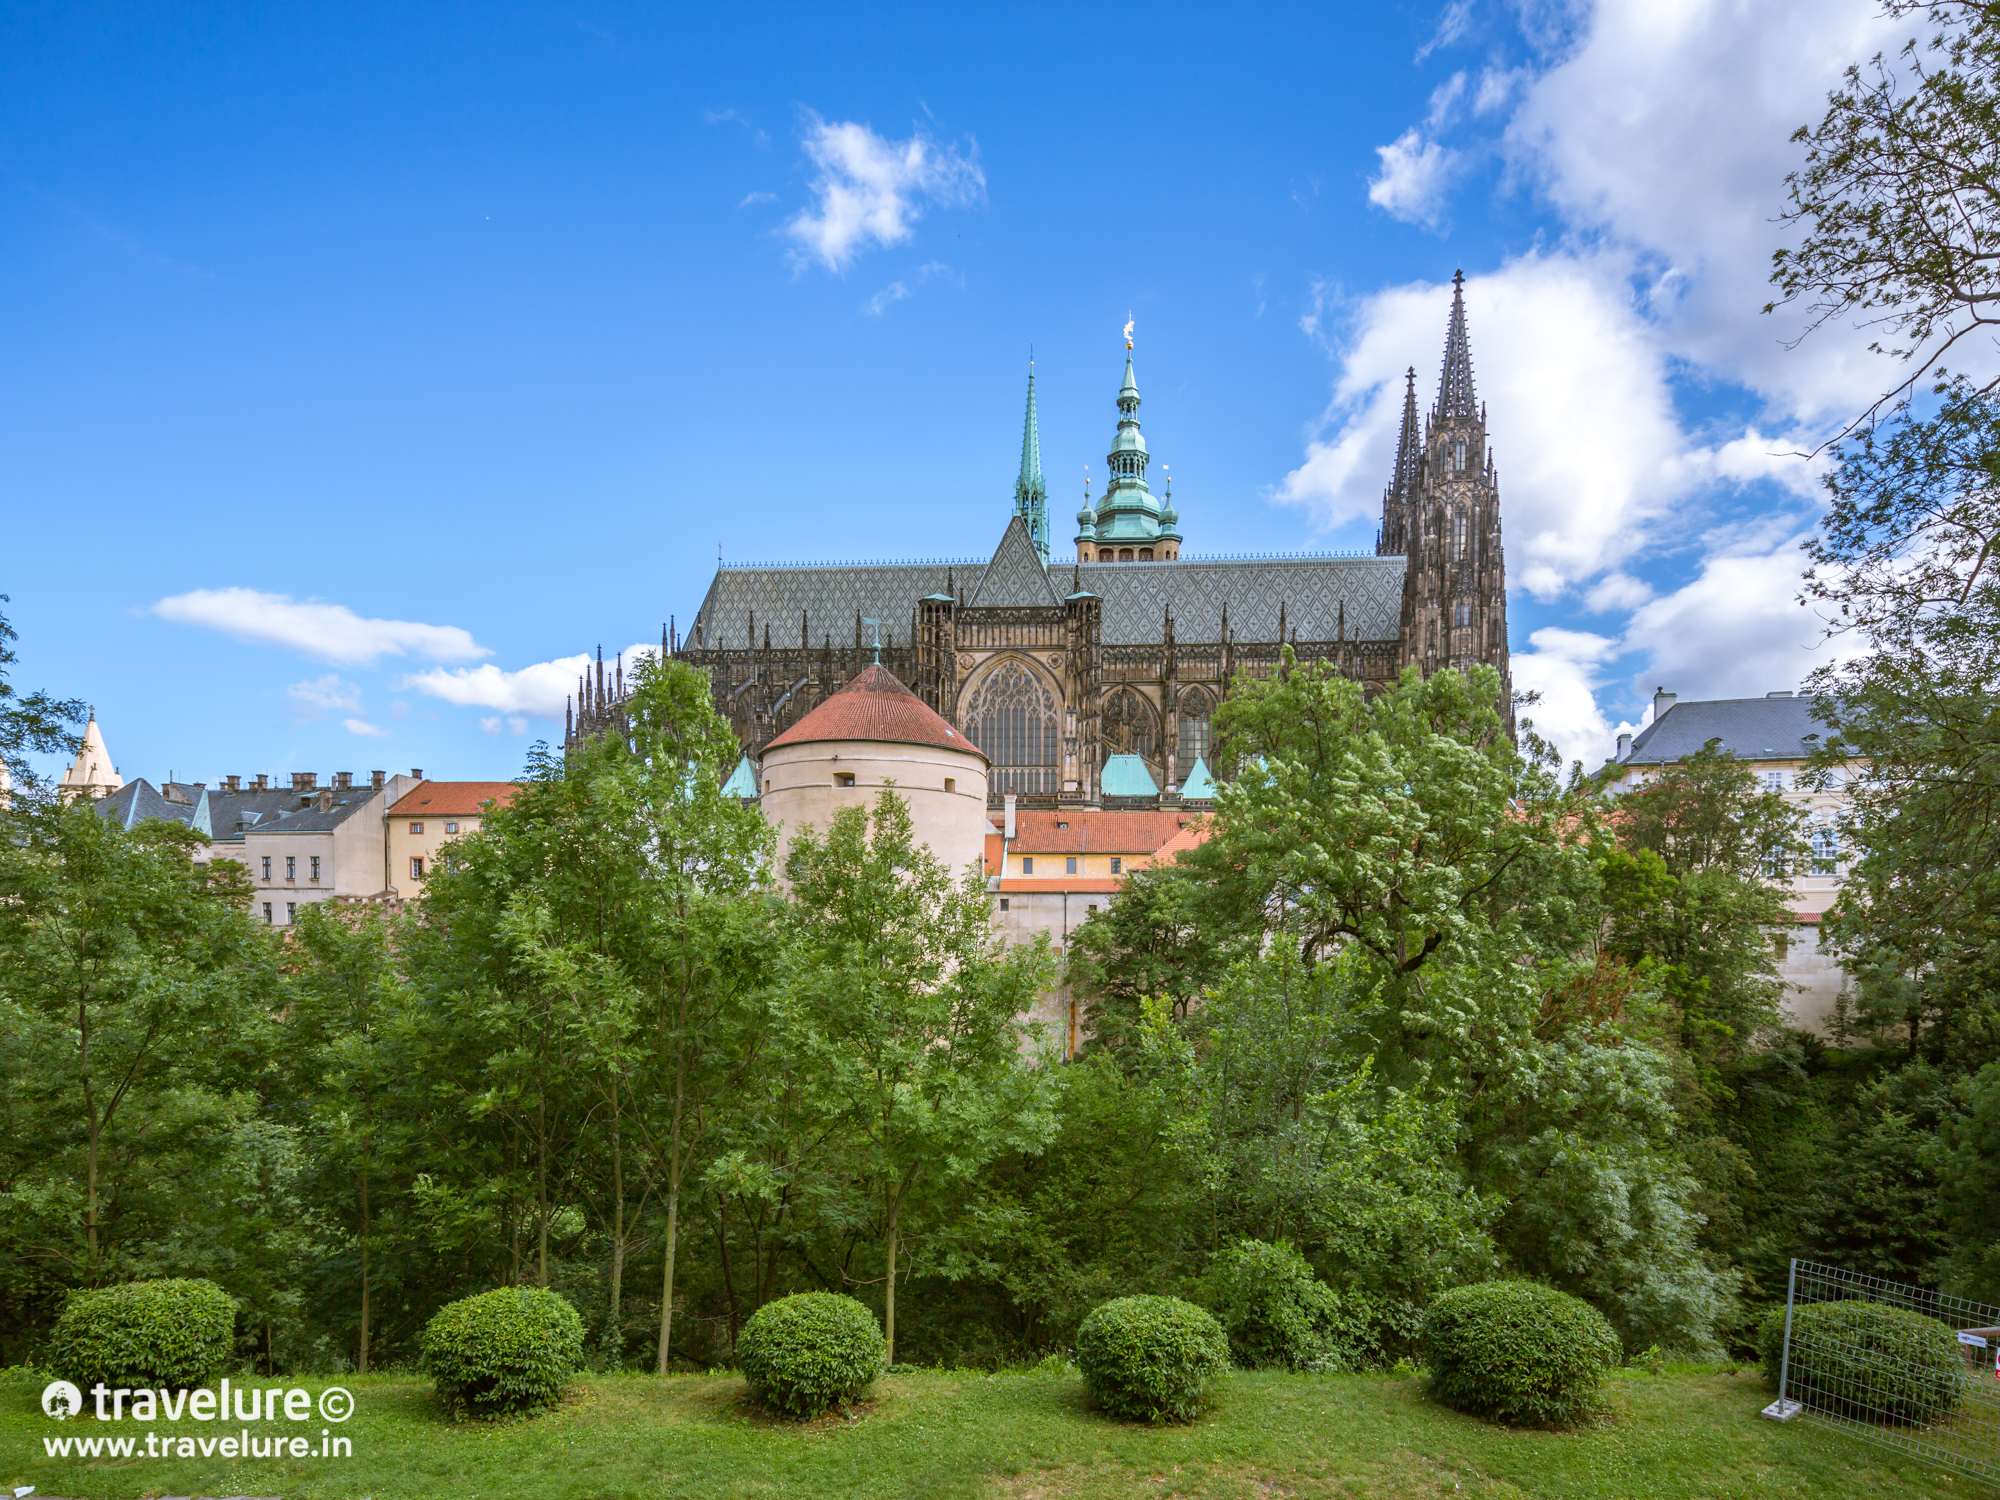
[1615,688,1853,1032]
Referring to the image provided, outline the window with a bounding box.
[1177,689,1214,768]
[1119,548,1133,561]
[1022,857,1034,874]
[261,856,272,881]
[1056,820,1068,829]
[943,778,955,794]
[1812,821,1842,875]
[1087,903,1099,913]
[1066,856,1078,875]
[309,856,320,881]
[286,902,296,923]
[410,856,425,881]
[445,821,458,834]
[262,902,272,924]
[1099,549,1112,561]
[765,777,772,793]
[286,856,296,880]
[1454,598,1472,628]
[1453,440,1467,472]
[409,821,424,834]
[1760,846,1789,879]
[1139,548,1153,561]
[963,659,1060,797]
[999,898,1010,912]
[835,772,856,788]
[1111,856,1123,875]
[1765,770,1787,792]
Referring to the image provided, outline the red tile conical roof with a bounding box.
[764,663,987,760]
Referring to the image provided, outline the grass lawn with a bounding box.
[0,1363,1985,1499]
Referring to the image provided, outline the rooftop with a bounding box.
[388,781,521,817]
[1003,808,1199,855]
[1622,695,1837,765]
[765,663,985,758]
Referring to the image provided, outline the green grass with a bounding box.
[0,1363,1984,1499]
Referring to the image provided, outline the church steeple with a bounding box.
[1378,366,1420,557]
[1434,269,1478,422]
[1014,365,1050,563]
[1075,318,1179,562]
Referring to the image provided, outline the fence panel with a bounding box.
[1766,1258,2000,1484]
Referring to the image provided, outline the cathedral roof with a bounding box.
[764,662,986,759]
[692,552,1406,650]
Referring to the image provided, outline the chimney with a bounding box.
[1616,731,1632,760]
[1652,687,1677,723]
[316,788,335,811]
[370,770,385,790]
[411,768,424,782]
[334,771,353,790]
[254,774,269,791]
[291,771,318,791]
[1004,793,1017,841]
[223,774,241,792]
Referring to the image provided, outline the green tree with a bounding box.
[0,595,82,792]
[0,798,266,1280]
[781,789,1058,1364]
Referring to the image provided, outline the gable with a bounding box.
[967,516,1063,609]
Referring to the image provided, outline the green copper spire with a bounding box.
[1013,364,1050,562]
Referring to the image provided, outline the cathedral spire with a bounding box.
[1014,363,1050,563]
[1378,366,1421,557]
[1433,269,1477,422]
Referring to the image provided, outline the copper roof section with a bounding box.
[764,663,987,760]
[388,781,521,816]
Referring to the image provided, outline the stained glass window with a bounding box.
[964,659,1059,796]
[1178,689,1213,766]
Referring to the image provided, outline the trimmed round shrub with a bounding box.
[1419,1281,1621,1427]
[1757,1300,1967,1424]
[49,1278,236,1392]
[737,1293,884,1418]
[420,1286,583,1420]
[1200,1239,1349,1371]
[1074,1295,1230,1423]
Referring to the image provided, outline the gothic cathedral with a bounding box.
[574,274,1512,809]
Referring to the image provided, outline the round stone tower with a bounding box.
[759,663,990,880]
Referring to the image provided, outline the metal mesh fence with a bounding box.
[1766,1258,2000,1484]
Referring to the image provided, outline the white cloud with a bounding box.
[1620,538,1854,703]
[1277,256,1693,597]
[156,588,488,667]
[1416,0,1475,61]
[863,281,912,317]
[405,642,660,718]
[286,674,363,722]
[786,114,984,273]
[343,718,390,738]
[739,191,778,207]
[1513,627,1622,771]
[1367,130,1459,230]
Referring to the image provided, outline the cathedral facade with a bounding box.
[580,275,1512,809]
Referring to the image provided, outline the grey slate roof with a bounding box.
[94,780,211,836]
[1622,696,1836,765]
[967,517,1064,608]
[690,533,1408,649]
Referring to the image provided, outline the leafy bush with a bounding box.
[1199,1239,1349,1370]
[1757,1299,1966,1423]
[737,1293,884,1418]
[1074,1295,1230,1422]
[420,1286,583,1420]
[1419,1281,1621,1427]
[48,1278,237,1391]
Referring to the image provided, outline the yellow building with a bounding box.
[386,780,518,895]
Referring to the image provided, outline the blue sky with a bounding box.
[2,0,1910,784]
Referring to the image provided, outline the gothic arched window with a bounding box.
[1103,688,1158,763]
[963,658,1059,796]
[1177,688,1215,767]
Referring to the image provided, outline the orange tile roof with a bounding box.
[765,663,986,759]
[388,781,520,817]
[1150,818,1215,865]
[1005,808,1197,855]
